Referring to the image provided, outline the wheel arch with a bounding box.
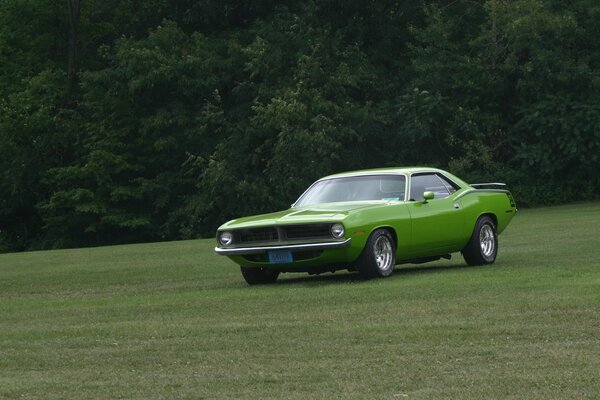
[479,212,498,228]
[372,225,398,250]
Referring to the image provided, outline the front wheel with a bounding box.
[240,266,279,285]
[461,216,498,266]
[355,229,396,279]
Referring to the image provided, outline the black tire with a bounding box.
[240,266,280,285]
[461,216,498,266]
[355,229,396,279]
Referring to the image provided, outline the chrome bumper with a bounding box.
[214,238,352,256]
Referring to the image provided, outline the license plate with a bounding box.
[268,250,293,264]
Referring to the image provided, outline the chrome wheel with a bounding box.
[479,224,495,257]
[374,235,394,272]
[463,216,497,266]
[356,229,396,278]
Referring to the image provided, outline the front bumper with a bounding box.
[214,238,352,256]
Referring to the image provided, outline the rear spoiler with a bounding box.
[470,183,507,189]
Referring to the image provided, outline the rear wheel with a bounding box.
[355,229,396,279]
[461,216,498,266]
[240,266,279,285]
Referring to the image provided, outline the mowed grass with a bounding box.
[1,203,599,399]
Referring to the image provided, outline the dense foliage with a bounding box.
[1,0,599,252]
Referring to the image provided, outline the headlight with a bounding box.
[331,223,345,238]
[219,231,233,246]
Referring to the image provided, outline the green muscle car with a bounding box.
[215,167,517,284]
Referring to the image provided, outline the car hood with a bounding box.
[219,201,393,230]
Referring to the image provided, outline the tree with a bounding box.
[67,0,81,94]
[41,22,233,246]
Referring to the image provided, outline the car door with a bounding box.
[406,173,465,257]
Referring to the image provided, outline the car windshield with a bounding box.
[295,175,406,206]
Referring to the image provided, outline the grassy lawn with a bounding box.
[1,202,599,399]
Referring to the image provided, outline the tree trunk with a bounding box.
[67,0,81,95]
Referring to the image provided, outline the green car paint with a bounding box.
[214,167,516,275]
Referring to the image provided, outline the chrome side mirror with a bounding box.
[422,191,434,203]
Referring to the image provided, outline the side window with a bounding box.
[410,174,450,201]
[436,173,459,194]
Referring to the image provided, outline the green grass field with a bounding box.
[1,203,599,399]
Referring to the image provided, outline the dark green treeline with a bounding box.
[1,0,599,252]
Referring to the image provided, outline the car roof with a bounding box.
[319,167,444,180]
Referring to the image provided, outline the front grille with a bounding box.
[283,224,332,240]
[233,224,334,245]
[238,227,278,243]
